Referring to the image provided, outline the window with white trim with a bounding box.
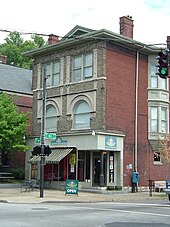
[151,65,158,88]
[151,107,158,132]
[150,106,168,133]
[160,77,167,90]
[45,61,60,87]
[72,53,93,82]
[46,105,57,132]
[161,108,167,132]
[73,101,90,129]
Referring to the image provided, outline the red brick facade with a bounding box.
[105,43,170,186]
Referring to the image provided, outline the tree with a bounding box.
[160,134,170,164]
[157,134,170,181]
[0,93,29,155]
[0,32,46,69]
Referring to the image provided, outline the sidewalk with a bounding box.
[0,186,167,204]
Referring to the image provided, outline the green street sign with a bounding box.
[44,133,56,139]
[35,137,41,144]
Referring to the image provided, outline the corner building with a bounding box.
[25,16,170,190]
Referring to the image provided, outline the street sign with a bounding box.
[35,134,56,144]
[35,137,41,144]
[44,133,56,139]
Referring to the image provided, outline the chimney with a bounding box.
[119,15,134,39]
[167,36,170,49]
[48,34,59,45]
[0,55,7,64]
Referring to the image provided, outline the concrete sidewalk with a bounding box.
[0,187,167,204]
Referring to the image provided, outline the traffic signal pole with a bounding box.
[40,64,47,198]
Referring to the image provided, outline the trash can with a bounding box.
[148,179,155,197]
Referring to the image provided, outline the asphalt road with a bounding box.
[0,200,170,227]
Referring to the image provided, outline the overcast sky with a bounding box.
[0,0,170,46]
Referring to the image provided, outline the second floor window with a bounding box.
[150,106,168,133]
[72,53,93,82]
[161,108,167,132]
[46,61,60,87]
[151,107,158,132]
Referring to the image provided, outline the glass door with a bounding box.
[92,152,107,186]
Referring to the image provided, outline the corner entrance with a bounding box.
[92,152,107,187]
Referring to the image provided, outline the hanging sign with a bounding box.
[69,154,76,165]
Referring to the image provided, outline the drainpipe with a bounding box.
[135,47,145,172]
[134,50,139,172]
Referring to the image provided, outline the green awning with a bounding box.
[30,148,73,164]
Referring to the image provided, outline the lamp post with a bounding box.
[40,64,47,198]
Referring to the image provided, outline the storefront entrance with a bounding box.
[92,152,107,186]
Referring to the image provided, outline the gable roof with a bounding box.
[61,25,95,41]
[24,25,162,58]
[0,63,33,95]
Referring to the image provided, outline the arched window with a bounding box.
[46,105,57,132]
[73,101,90,129]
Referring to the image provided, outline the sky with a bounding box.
[0,0,170,47]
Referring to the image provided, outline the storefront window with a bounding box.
[44,158,67,181]
[78,151,90,181]
[31,164,38,180]
[42,150,91,182]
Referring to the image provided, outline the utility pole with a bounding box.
[40,64,47,198]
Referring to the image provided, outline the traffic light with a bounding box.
[44,145,52,156]
[32,146,41,156]
[32,145,52,156]
[156,49,169,79]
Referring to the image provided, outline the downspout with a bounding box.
[135,47,145,172]
[135,50,139,172]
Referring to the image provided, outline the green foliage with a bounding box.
[0,31,46,69]
[160,134,170,164]
[11,168,25,180]
[0,93,29,153]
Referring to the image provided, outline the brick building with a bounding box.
[24,16,170,190]
[0,56,33,169]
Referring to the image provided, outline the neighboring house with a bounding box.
[0,56,33,169]
[24,15,170,190]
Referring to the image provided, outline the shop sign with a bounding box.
[65,179,79,195]
[105,136,117,149]
[69,154,76,165]
[51,137,67,146]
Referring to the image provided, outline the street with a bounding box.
[0,200,170,227]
